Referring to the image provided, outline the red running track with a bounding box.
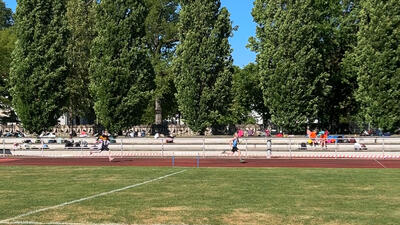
[1,157,400,168]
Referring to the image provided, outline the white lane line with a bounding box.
[0,170,186,223]
[374,159,386,168]
[0,221,125,225]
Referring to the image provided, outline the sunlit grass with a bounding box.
[1,166,399,224]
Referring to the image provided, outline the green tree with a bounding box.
[174,0,234,134]
[90,0,154,133]
[142,0,179,125]
[0,28,17,123]
[327,0,361,132]
[0,0,13,29]
[250,0,348,133]
[230,63,269,125]
[345,0,400,131]
[65,0,96,125]
[10,0,69,134]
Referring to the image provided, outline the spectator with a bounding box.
[310,130,317,147]
[354,142,361,151]
[80,130,88,137]
[248,128,254,136]
[166,135,174,143]
[265,129,270,137]
[238,129,244,138]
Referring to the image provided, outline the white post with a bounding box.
[161,138,164,157]
[41,140,44,158]
[382,138,385,158]
[2,139,5,158]
[80,139,83,157]
[245,138,248,159]
[202,137,205,158]
[335,139,338,159]
[120,139,123,158]
[266,139,272,159]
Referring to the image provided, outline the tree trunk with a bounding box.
[155,97,162,125]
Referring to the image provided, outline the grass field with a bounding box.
[1,166,400,225]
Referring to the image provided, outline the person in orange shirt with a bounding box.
[309,130,317,147]
[321,133,327,148]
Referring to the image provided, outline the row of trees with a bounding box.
[1,0,399,134]
[250,0,400,133]
[4,0,236,134]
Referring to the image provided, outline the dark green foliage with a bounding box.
[65,0,95,123]
[250,0,356,133]
[143,0,179,124]
[0,28,15,107]
[10,0,68,134]
[230,64,269,124]
[0,0,13,29]
[174,0,234,134]
[345,0,400,131]
[90,0,154,133]
[0,28,17,123]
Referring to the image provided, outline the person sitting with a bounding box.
[166,135,174,143]
[80,130,88,137]
[354,142,361,151]
[248,129,254,136]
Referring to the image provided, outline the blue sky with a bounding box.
[4,0,256,67]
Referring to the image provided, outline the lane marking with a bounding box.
[0,158,19,163]
[0,170,186,223]
[374,159,386,168]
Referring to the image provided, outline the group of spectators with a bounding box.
[307,129,329,148]
[0,130,25,138]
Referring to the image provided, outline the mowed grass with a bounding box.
[0,166,400,225]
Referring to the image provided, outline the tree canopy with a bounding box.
[142,0,179,125]
[0,0,13,29]
[10,0,68,134]
[344,0,400,131]
[90,0,154,133]
[174,0,234,134]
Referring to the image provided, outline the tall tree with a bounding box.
[329,0,361,132]
[174,0,234,134]
[10,0,68,134]
[0,0,14,115]
[0,28,17,123]
[90,0,154,133]
[65,0,95,125]
[250,0,346,133]
[143,0,179,125]
[0,0,13,29]
[345,0,400,131]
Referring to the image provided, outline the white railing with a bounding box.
[2,137,400,159]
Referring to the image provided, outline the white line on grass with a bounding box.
[0,170,186,223]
